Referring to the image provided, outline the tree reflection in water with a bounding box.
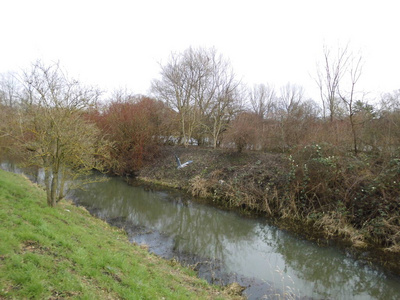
[67,176,400,300]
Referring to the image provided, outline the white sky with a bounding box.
[1,0,399,102]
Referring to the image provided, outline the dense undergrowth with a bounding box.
[138,145,400,274]
[0,169,242,299]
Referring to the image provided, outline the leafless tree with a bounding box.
[275,83,305,149]
[316,44,351,121]
[379,90,400,155]
[14,60,108,207]
[0,72,20,107]
[151,47,210,146]
[279,83,304,115]
[208,80,241,148]
[380,89,400,112]
[151,47,239,147]
[248,83,276,119]
[338,54,364,155]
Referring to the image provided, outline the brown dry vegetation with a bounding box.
[137,145,400,275]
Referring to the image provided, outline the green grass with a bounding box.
[0,169,239,299]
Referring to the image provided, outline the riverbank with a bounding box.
[137,146,400,275]
[0,169,243,299]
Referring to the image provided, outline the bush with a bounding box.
[89,96,175,176]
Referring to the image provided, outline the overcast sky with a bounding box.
[1,0,399,102]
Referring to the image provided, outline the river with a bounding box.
[2,163,400,299]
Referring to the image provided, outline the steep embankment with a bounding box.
[137,146,400,275]
[0,169,243,299]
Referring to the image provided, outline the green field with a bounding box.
[0,169,240,299]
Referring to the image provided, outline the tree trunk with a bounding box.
[349,114,358,156]
[57,167,66,202]
[49,173,58,207]
[44,169,52,207]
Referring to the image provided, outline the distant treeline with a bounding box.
[0,51,399,259]
[2,48,400,172]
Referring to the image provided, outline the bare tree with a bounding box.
[338,54,364,155]
[0,72,20,107]
[207,74,241,148]
[316,44,350,121]
[380,89,400,112]
[279,83,304,115]
[151,47,211,146]
[274,83,305,149]
[379,90,400,155]
[151,47,239,147]
[248,83,276,119]
[13,60,108,207]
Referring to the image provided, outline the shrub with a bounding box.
[89,96,176,176]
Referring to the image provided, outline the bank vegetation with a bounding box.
[1,45,399,273]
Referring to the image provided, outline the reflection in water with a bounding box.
[69,176,400,300]
[273,234,399,300]
[2,163,399,300]
[72,176,254,263]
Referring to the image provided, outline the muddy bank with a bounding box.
[136,146,400,275]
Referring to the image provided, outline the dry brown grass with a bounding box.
[189,175,212,198]
[313,210,368,248]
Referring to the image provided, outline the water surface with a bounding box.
[2,162,399,299]
[69,175,400,300]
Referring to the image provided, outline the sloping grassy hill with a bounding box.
[0,169,241,299]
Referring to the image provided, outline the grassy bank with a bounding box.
[137,146,400,275]
[0,169,242,299]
